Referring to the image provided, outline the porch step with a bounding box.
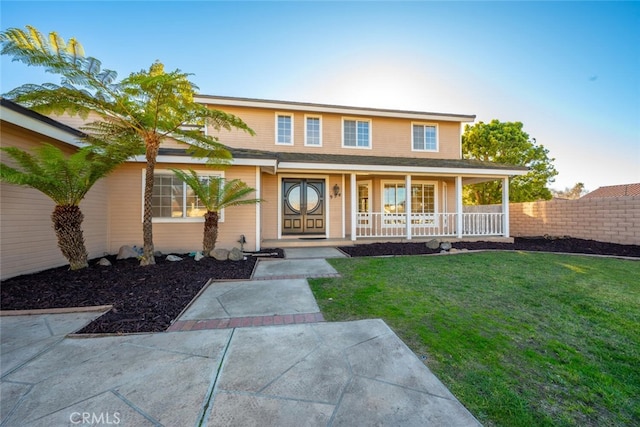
[261,238,354,248]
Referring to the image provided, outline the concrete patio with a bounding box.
[0,248,480,426]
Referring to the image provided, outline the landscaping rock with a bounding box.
[166,255,183,262]
[117,245,139,260]
[228,247,244,261]
[97,258,112,266]
[211,248,229,261]
[154,251,163,257]
[440,241,452,251]
[426,239,440,250]
[194,251,205,261]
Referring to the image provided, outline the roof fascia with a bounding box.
[195,95,476,123]
[1,104,85,148]
[276,161,528,177]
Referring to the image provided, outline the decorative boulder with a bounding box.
[426,239,440,250]
[97,258,112,266]
[228,247,244,261]
[166,254,183,262]
[211,248,229,261]
[440,241,452,251]
[194,251,205,261]
[117,245,139,260]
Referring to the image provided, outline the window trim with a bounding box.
[411,122,439,152]
[341,117,372,149]
[380,179,438,227]
[304,114,322,147]
[142,169,225,223]
[275,112,294,146]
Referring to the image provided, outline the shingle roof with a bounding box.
[581,183,640,199]
[158,147,528,173]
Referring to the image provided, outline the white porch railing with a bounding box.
[356,212,504,238]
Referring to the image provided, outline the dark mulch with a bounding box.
[0,249,283,334]
[1,238,637,335]
[339,236,640,258]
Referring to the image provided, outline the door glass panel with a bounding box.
[287,184,301,212]
[306,185,320,212]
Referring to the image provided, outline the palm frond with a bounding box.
[1,143,126,205]
[171,170,262,213]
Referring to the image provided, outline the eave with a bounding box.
[195,95,476,123]
[0,98,85,147]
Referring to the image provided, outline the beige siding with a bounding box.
[105,164,259,254]
[260,174,279,240]
[207,106,462,160]
[1,122,108,279]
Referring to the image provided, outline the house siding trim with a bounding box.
[277,161,526,177]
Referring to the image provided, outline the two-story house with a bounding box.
[0,96,526,279]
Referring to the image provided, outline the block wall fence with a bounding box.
[466,196,640,245]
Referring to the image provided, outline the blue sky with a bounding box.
[1,1,639,192]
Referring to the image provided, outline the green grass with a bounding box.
[309,252,640,427]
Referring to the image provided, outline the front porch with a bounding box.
[355,211,506,238]
[262,234,514,249]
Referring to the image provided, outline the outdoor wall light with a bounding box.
[332,184,341,198]
[238,234,246,251]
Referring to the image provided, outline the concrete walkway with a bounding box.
[0,247,480,426]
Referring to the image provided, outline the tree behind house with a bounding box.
[0,144,129,270]
[0,25,254,266]
[171,169,262,254]
[462,120,558,204]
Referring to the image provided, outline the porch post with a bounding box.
[350,173,357,241]
[456,176,463,238]
[502,177,510,237]
[405,174,412,240]
[255,167,261,251]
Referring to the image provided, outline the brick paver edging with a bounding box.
[167,312,325,332]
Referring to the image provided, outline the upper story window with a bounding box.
[343,118,371,149]
[305,115,322,146]
[149,171,223,222]
[276,113,293,145]
[412,123,438,151]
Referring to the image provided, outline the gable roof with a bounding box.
[195,95,476,123]
[581,183,640,199]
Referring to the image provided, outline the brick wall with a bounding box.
[508,196,640,245]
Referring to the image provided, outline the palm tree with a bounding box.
[0,144,129,270]
[0,26,254,265]
[171,169,262,254]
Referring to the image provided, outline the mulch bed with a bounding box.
[339,236,640,258]
[0,249,283,334]
[1,238,637,335]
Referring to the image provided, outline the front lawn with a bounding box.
[309,252,640,426]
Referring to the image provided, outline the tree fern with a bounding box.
[171,169,262,253]
[1,25,255,265]
[1,143,129,269]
